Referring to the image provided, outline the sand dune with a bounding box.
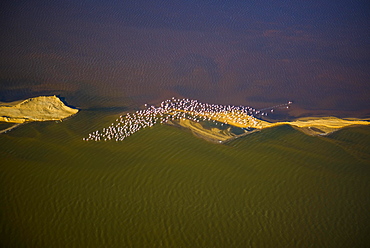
[0,96,78,124]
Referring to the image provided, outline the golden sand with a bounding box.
[176,109,370,140]
[0,96,78,123]
[83,97,369,143]
[173,119,237,143]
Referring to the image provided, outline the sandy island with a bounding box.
[0,96,78,133]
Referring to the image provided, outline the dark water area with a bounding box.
[1,1,370,247]
[1,0,369,116]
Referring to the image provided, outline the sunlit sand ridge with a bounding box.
[84,97,369,143]
[0,96,78,133]
[183,110,370,136]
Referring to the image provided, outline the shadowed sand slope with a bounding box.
[168,119,241,143]
[0,96,78,123]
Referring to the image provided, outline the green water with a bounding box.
[1,111,369,247]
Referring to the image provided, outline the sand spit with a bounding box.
[192,111,370,136]
[171,116,370,143]
[0,96,78,124]
[84,97,370,143]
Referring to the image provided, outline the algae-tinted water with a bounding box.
[1,1,369,247]
[1,111,369,247]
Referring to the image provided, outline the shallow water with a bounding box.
[1,110,369,247]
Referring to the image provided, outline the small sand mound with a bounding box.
[0,95,78,123]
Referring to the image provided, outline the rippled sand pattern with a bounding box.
[1,114,370,247]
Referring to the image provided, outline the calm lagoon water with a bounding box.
[1,1,369,247]
[1,109,369,247]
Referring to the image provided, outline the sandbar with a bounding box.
[177,109,370,137]
[0,95,78,123]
